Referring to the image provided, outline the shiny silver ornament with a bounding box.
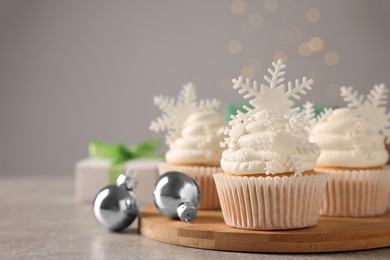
[153,171,200,222]
[93,172,139,232]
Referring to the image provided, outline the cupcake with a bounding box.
[150,82,227,210]
[214,59,328,230]
[309,84,390,217]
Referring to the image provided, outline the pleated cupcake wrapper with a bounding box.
[158,163,222,210]
[320,167,390,217]
[213,172,328,230]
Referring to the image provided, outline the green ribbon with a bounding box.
[89,138,164,184]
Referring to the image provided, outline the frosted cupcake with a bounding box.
[214,60,328,230]
[310,84,390,217]
[150,83,227,210]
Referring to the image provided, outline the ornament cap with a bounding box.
[177,202,197,222]
[116,169,138,191]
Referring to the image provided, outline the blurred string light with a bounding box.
[227,40,242,54]
[298,42,312,57]
[298,36,324,57]
[231,0,246,15]
[248,57,263,71]
[239,57,263,80]
[306,8,321,23]
[308,37,324,52]
[324,51,339,66]
[264,0,279,13]
[225,1,340,99]
[241,66,256,79]
[273,50,288,63]
[249,12,263,28]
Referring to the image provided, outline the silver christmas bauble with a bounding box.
[93,174,139,232]
[153,171,200,222]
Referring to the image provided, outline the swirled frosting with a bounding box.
[310,108,388,167]
[221,110,321,175]
[165,111,226,166]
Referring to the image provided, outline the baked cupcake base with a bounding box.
[317,166,390,217]
[158,162,222,210]
[213,171,328,230]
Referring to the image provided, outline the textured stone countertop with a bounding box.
[0,176,389,260]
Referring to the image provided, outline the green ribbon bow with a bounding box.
[89,138,164,184]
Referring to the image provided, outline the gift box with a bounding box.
[74,138,164,206]
[75,158,162,205]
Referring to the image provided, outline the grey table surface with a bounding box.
[0,176,389,260]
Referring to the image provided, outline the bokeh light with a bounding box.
[298,42,312,57]
[231,0,246,15]
[264,0,279,13]
[273,50,288,63]
[324,51,340,65]
[249,57,263,71]
[227,40,242,54]
[249,12,263,28]
[306,8,321,23]
[241,66,256,79]
[308,37,324,52]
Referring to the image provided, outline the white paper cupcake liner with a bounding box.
[158,162,222,210]
[213,172,328,230]
[319,166,390,217]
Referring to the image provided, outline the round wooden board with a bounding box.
[138,205,390,253]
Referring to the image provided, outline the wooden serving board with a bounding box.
[138,205,390,253]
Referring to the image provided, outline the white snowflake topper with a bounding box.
[263,112,312,175]
[256,111,317,175]
[301,102,333,133]
[229,59,314,126]
[340,84,390,143]
[150,82,220,144]
[220,60,317,176]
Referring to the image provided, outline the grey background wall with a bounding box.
[1,0,390,177]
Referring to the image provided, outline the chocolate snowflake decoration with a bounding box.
[150,82,220,144]
[340,84,390,143]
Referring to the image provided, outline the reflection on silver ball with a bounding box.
[153,171,200,222]
[93,185,139,232]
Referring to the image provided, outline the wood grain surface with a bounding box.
[138,205,390,253]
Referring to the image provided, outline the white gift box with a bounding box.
[74,158,161,206]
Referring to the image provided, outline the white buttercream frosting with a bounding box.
[310,108,388,167]
[221,110,321,175]
[165,111,226,166]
